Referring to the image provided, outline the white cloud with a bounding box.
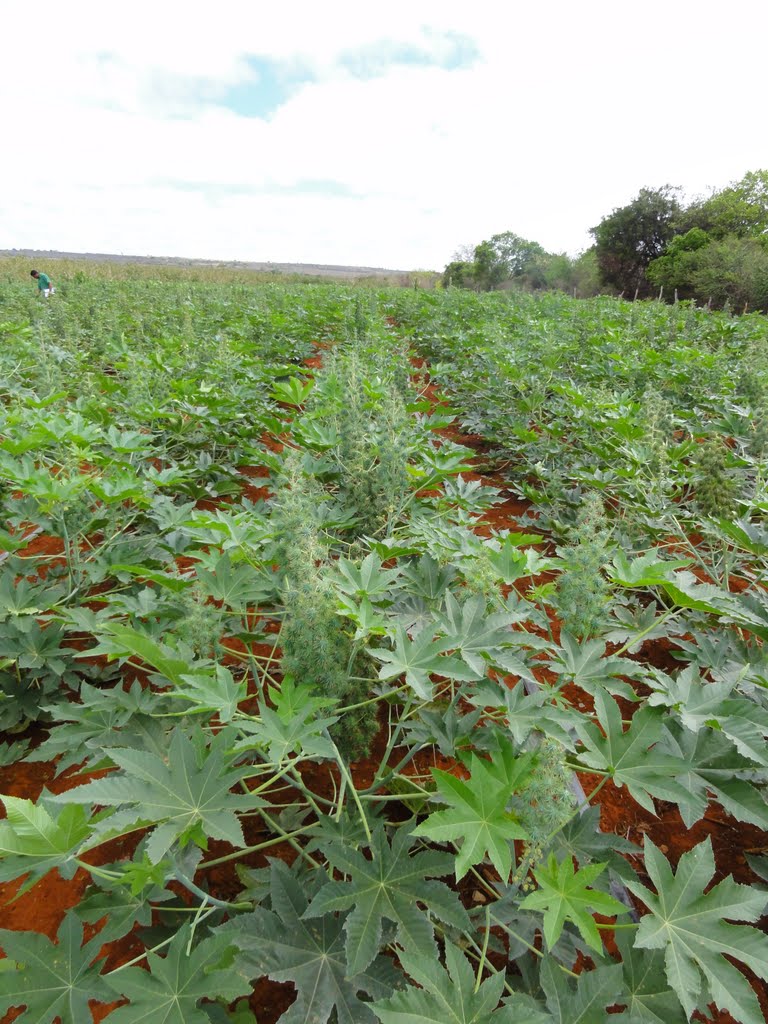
[1,1,767,268]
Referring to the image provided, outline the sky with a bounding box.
[1,0,766,271]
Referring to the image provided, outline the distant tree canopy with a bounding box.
[444,169,768,312]
[590,186,681,298]
[442,232,597,296]
[678,170,768,240]
[645,170,768,311]
[472,232,547,290]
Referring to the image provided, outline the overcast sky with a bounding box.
[1,1,765,270]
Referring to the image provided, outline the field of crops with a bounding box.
[0,269,767,1024]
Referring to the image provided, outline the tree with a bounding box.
[648,232,768,312]
[591,186,681,298]
[569,249,602,297]
[472,232,547,290]
[688,236,768,312]
[442,260,478,290]
[680,170,768,240]
[646,228,710,300]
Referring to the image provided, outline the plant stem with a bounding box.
[473,905,491,993]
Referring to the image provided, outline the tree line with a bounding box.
[445,170,768,312]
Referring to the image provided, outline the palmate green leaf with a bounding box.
[333,551,402,600]
[402,702,482,757]
[82,624,193,687]
[51,725,265,862]
[574,693,694,815]
[485,533,546,585]
[467,678,578,748]
[0,794,93,894]
[609,550,691,587]
[537,958,625,1024]
[713,516,768,555]
[76,872,174,944]
[659,570,738,616]
[234,675,338,762]
[721,589,768,643]
[647,664,733,730]
[413,741,532,880]
[604,600,681,654]
[519,855,628,952]
[0,573,65,618]
[105,924,251,1024]
[648,666,768,767]
[549,632,645,700]
[304,825,469,975]
[236,702,337,762]
[171,665,248,722]
[270,375,314,406]
[218,858,398,1024]
[195,552,274,609]
[373,941,520,1024]
[628,838,768,1024]
[400,553,456,601]
[369,625,478,700]
[338,592,390,639]
[0,912,114,1023]
[614,931,688,1024]
[660,723,768,829]
[434,592,523,677]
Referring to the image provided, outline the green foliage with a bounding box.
[443,259,478,290]
[329,347,413,536]
[574,693,693,815]
[692,437,742,518]
[105,925,252,1024]
[0,913,114,1023]
[613,931,688,1024]
[305,825,469,974]
[681,169,768,239]
[413,739,533,880]
[0,794,93,894]
[52,725,265,861]
[519,855,627,951]
[220,858,399,1024]
[536,958,625,1024]
[373,941,520,1023]
[629,838,768,1024]
[553,495,612,639]
[370,624,476,700]
[591,185,681,296]
[473,232,548,291]
[688,235,768,312]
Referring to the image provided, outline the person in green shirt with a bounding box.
[30,269,55,297]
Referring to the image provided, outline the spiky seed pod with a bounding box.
[693,437,741,519]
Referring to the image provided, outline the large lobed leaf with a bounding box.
[304,825,469,975]
[51,725,265,862]
[0,913,113,1024]
[413,740,532,880]
[373,941,522,1024]
[574,693,695,815]
[217,858,399,1024]
[628,837,768,1024]
[105,924,251,1023]
[519,855,628,952]
[0,794,93,895]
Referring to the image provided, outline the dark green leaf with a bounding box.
[305,825,469,974]
[0,912,114,1023]
[105,924,251,1023]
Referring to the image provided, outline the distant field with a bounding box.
[1,247,435,284]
